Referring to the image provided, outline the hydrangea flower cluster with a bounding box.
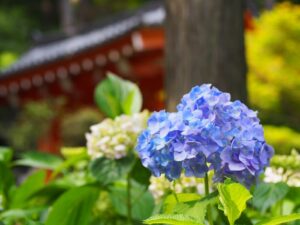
[136,84,274,187]
[86,111,149,159]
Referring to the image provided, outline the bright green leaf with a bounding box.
[164,193,202,214]
[94,76,122,118]
[252,182,289,213]
[45,186,99,225]
[94,72,142,118]
[121,81,142,115]
[255,213,300,225]
[144,214,204,225]
[218,182,252,225]
[14,151,63,170]
[0,147,13,163]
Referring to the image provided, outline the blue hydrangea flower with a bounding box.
[136,84,274,187]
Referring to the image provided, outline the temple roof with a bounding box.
[1,1,165,78]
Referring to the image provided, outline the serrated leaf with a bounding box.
[144,214,204,225]
[252,182,289,213]
[14,151,63,170]
[164,193,202,214]
[45,186,99,225]
[218,182,252,225]
[255,213,300,225]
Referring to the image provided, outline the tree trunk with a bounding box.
[165,0,247,111]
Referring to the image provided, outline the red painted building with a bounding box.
[0,1,254,153]
[0,3,165,153]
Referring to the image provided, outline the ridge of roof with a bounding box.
[0,0,165,78]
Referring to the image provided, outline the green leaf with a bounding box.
[0,161,15,210]
[94,76,122,118]
[252,182,289,213]
[121,81,142,115]
[218,182,252,225]
[27,184,69,206]
[255,213,300,225]
[11,170,46,208]
[109,181,155,221]
[143,214,204,225]
[94,73,142,118]
[130,160,151,186]
[0,146,13,163]
[164,193,202,214]
[14,151,63,170]
[45,186,99,225]
[0,207,45,220]
[89,156,134,185]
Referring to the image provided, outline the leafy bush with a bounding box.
[247,3,300,131]
[61,108,104,147]
[264,125,300,154]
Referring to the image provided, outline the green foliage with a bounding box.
[252,182,289,213]
[2,101,57,152]
[247,3,300,130]
[0,147,13,163]
[218,182,252,225]
[14,151,63,170]
[109,181,155,221]
[271,149,300,170]
[144,214,204,225]
[94,73,142,118]
[10,171,46,208]
[45,186,99,225]
[256,213,300,225]
[61,108,103,147]
[0,52,17,70]
[89,156,135,186]
[264,125,300,154]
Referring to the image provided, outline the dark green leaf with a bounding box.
[252,182,289,213]
[28,184,69,206]
[11,170,46,208]
[109,181,155,221]
[89,156,134,185]
[14,151,63,170]
[218,182,252,225]
[131,160,151,186]
[45,186,99,225]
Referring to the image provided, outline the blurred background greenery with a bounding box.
[0,0,299,155]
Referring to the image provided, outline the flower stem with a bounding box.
[205,173,214,225]
[173,181,179,203]
[127,173,132,225]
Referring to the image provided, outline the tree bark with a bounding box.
[165,0,247,111]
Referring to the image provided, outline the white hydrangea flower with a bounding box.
[149,174,205,202]
[86,111,149,159]
[264,167,300,187]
